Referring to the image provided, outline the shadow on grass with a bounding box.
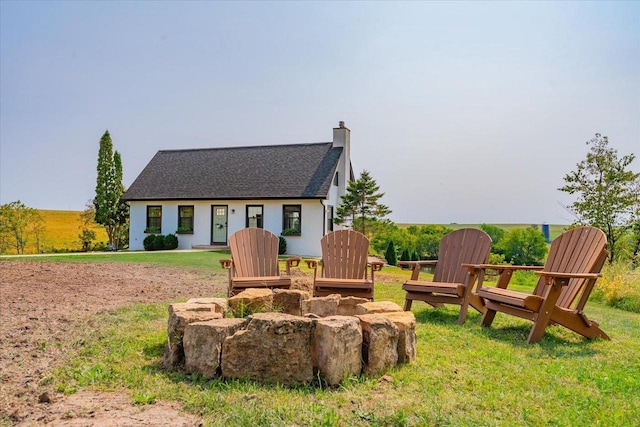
[143,341,165,358]
[412,306,601,357]
[412,306,483,325]
[477,322,602,357]
[138,341,364,393]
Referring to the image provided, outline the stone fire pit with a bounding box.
[163,289,417,386]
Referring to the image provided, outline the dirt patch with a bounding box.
[0,260,227,426]
[0,259,375,425]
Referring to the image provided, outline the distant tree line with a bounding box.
[374,223,548,266]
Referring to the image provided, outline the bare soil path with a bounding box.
[1,260,226,426]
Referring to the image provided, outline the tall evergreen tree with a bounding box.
[94,130,126,249]
[385,240,398,266]
[334,170,391,235]
[112,151,129,250]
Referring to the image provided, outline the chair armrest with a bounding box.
[464,264,543,290]
[305,259,319,283]
[399,260,438,281]
[463,263,545,271]
[398,260,438,267]
[369,261,384,272]
[535,271,601,286]
[282,257,301,275]
[286,257,301,268]
[220,259,232,269]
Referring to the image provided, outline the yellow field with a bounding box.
[7,210,108,254]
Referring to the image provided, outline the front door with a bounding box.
[211,205,228,245]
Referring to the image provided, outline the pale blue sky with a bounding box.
[1,1,638,224]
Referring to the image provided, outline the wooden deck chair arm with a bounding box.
[398,260,437,280]
[369,261,384,272]
[535,271,601,286]
[219,259,234,297]
[282,257,302,274]
[470,264,545,271]
[305,259,319,282]
[466,264,544,290]
[368,261,384,283]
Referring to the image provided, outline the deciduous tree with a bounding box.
[496,227,548,265]
[560,133,640,262]
[0,201,41,254]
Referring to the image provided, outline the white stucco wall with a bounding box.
[127,123,351,256]
[128,199,329,256]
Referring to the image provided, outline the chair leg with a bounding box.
[457,302,469,325]
[527,281,564,343]
[481,309,497,327]
[404,298,413,311]
[527,314,552,344]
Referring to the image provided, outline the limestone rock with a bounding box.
[312,316,362,386]
[221,313,315,385]
[356,314,399,375]
[228,289,274,316]
[381,311,417,364]
[186,298,228,316]
[301,294,341,317]
[184,318,246,378]
[337,296,370,316]
[273,289,310,316]
[355,301,403,315]
[163,303,223,369]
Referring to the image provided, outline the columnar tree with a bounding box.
[334,170,391,235]
[385,240,398,266]
[94,130,128,250]
[112,151,130,249]
[559,133,640,263]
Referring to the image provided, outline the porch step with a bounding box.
[191,245,230,251]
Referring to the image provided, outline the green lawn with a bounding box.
[12,252,640,426]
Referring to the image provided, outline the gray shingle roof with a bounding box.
[122,142,343,201]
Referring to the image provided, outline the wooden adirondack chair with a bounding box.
[306,229,384,300]
[473,226,609,343]
[220,228,300,297]
[399,228,492,324]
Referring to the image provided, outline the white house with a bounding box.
[122,122,354,256]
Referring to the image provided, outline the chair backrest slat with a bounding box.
[321,230,369,279]
[533,226,607,309]
[229,228,280,277]
[433,228,492,283]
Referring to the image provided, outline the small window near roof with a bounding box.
[178,206,194,233]
[333,172,339,186]
[146,206,162,233]
[282,205,301,235]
